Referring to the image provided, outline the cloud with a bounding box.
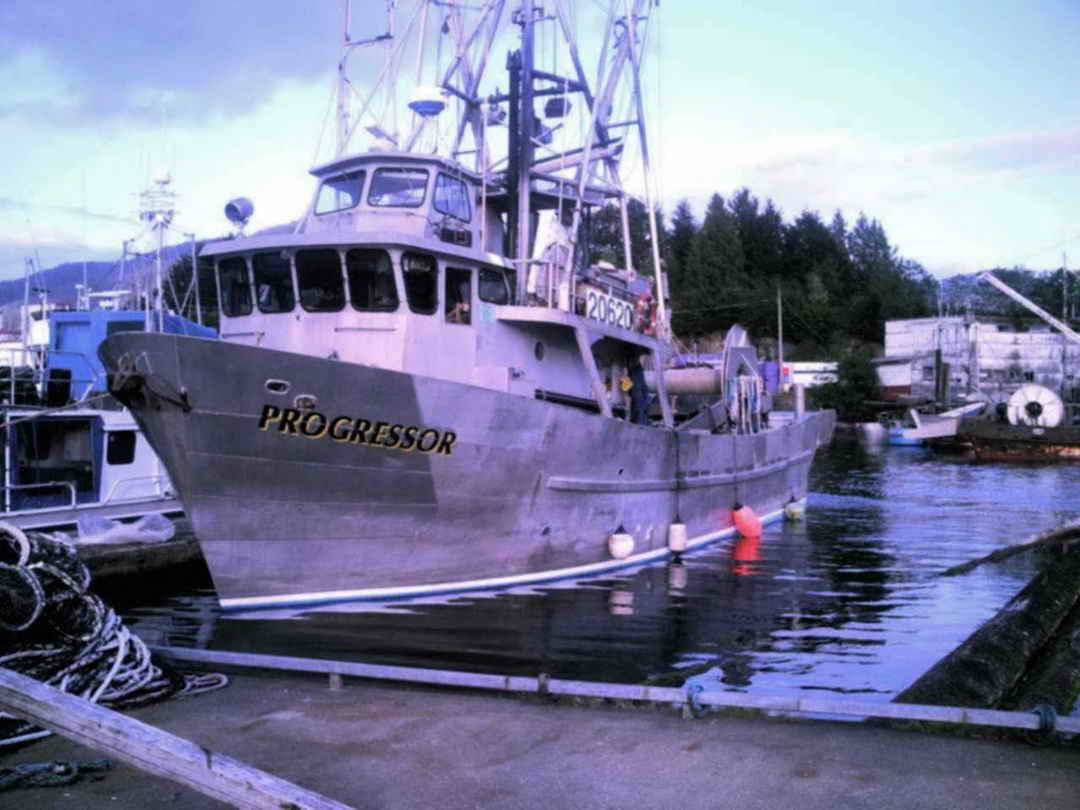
[0,196,137,227]
[0,1,342,125]
[655,120,1080,276]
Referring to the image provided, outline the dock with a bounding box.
[3,666,1078,809]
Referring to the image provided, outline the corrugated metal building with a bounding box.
[881,315,1080,403]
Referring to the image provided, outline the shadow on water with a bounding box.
[120,439,1080,701]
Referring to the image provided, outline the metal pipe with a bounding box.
[150,646,1080,735]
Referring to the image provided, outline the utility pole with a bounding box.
[777,284,784,390]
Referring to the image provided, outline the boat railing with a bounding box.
[3,480,78,513]
[0,347,110,409]
[520,259,657,336]
[100,474,173,504]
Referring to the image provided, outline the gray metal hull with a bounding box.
[101,333,835,608]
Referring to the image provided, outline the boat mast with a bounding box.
[337,1,352,156]
[623,0,668,338]
[509,2,538,302]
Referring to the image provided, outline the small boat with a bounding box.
[1,302,213,529]
[898,401,986,444]
[100,0,835,610]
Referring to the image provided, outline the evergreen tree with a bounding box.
[676,194,747,334]
[729,188,784,282]
[664,199,696,311]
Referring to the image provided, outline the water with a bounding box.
[119,440,1080,703]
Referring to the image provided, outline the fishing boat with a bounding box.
[100,0,835,610]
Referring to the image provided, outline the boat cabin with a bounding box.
[203,151,670,421]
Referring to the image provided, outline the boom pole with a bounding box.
[979,271,1080,346]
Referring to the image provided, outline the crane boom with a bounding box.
[978,271,1080,346]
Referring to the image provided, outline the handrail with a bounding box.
[101,474,172,504]
[4,480,78,509]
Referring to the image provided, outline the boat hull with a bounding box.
[100,333,835,609]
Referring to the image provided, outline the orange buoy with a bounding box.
[732,502,762,539]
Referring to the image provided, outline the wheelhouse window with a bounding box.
[445,268,472,325]
[314,170,366,215]
[478,268,510,305]
[218,256,252,317]
[346,249,398,311]
[296,249,345,312]
[434,173,472,222]
[402,252,437,315]
[368,168,429,208]
[106,320,143,336]
[107,430,136,465]
[252,252,295,313]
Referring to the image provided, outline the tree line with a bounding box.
[589,189,938,358]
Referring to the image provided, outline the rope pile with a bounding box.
[0,521,225,747]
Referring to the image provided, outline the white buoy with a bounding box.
[667,522,687,553]
[608,529,635,559]
[608,589,634,616]
[784,499,806,521]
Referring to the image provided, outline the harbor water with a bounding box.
[117,440,1080,706]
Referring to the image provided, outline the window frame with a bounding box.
[401,252,439,315]
[217,256,253,317]
[295,248,347,313]
[445,267,473,326]
[314,170,367,216]
[433,172,473,223]
[107,430,137,465]
[345,248,399,313]
[368,167,430,209]
[252,251,297,314]
[478,268,510,305]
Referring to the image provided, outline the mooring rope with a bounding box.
[0,521,227,747]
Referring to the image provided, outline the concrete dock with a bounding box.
[4,668,1078,810]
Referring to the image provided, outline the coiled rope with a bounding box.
[0,521,226,747]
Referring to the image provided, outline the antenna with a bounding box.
[137,169,177,332]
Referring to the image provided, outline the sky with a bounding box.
[1,0,1078,282]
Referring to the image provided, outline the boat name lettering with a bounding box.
[257,405,457,455]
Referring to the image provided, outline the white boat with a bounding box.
[101,0,835,610]
[1,302,212,530]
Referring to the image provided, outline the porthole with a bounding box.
[534,341,545,361]
[265,379,290,395]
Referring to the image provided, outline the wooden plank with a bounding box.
[0,668,357,810]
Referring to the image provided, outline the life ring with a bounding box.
[635,292,657,336]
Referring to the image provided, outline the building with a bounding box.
[880,315,1080,404]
